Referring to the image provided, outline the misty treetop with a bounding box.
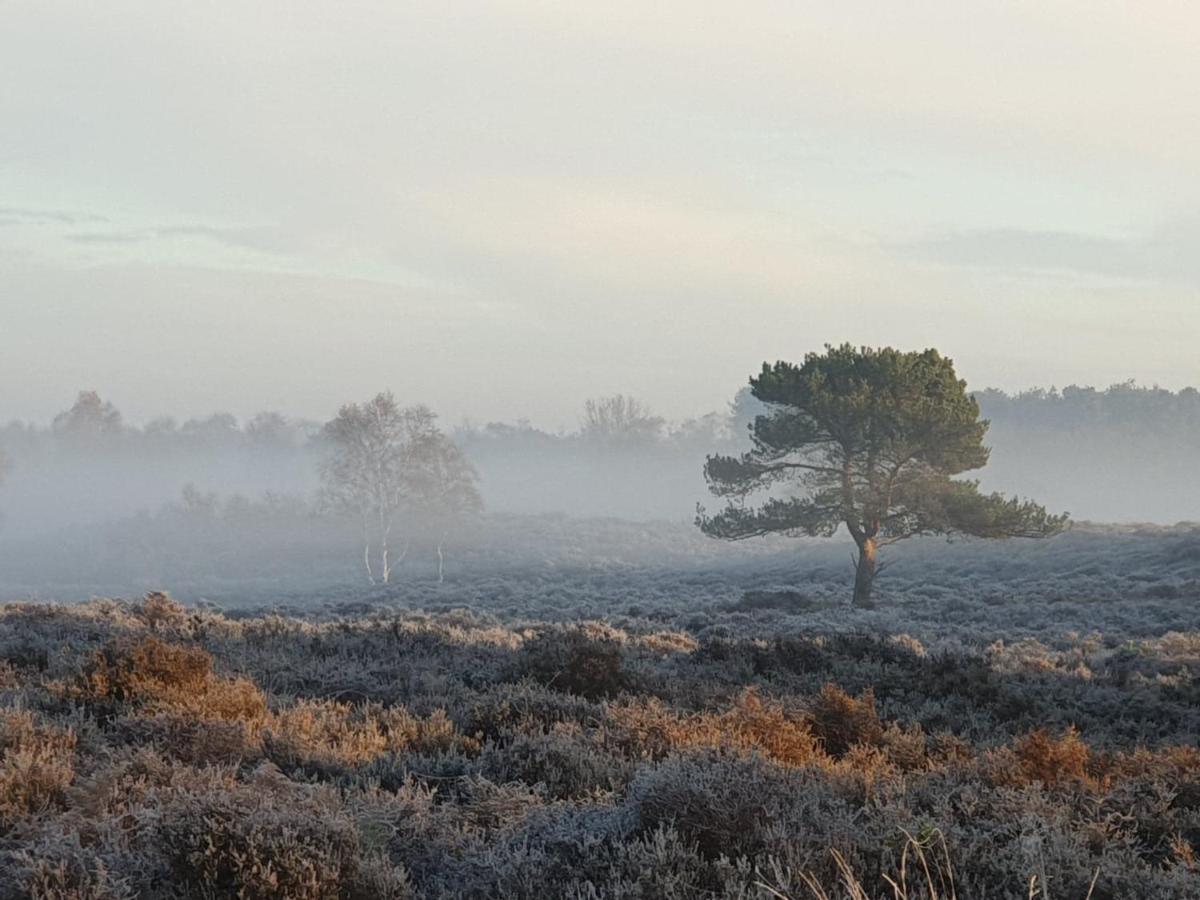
[698,345,1068,607]
[51,390,123,438]
[580,395,666,446]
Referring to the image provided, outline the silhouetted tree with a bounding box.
[181,413,240,449]
[245,411,297,450]
[580,395,664,446]
[319,393,439,584]
[698,345,1068,607]
[52,391,123,438]
[143,416,178,438]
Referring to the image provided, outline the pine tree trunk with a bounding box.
[853,537,877,608]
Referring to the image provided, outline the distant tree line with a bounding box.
[0,389,733,464]
[976,383,1200,436]
[7,382,1196,463]
[0,379,1195,548]
[0,390,320,456]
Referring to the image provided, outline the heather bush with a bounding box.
[629,750,793,859]
[606,688,822,766]
[115,713,260,766]
[480,723,632,799]
[262,699,479,778]
[1006,727,1091,787]
[131,591,190,634]
[3,829,136,900]
[626,749,889,885]
[73,636,266,721]
[77,637,211,704]
[446,813,744,899]
[458,681,603,742]
[0,710,77,829]
[512,625,632,699]
[156,770,410,900]
[808,684,884,757]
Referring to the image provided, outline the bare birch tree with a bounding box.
[319,393,437,584]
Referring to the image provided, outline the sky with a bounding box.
[3,1,1199,429]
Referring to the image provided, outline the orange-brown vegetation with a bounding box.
[0,591,1197,898]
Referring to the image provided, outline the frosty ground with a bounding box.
[0,521,1197,898]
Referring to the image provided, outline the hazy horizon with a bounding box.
[4,372,1198,435]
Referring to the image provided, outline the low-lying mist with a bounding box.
[0,383,1195,600]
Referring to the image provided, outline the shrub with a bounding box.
[74,637,266,721]
[158,770,409,900]
[263,701,479,777]
[263,701,389,774]
[606,688,822,766]
[808,684,884,757]
[0,660,19,689]
[630,751,763,858]
[0,710,76,828]
[131,591,189,633]
[512,626,631,699]
[454,776,545,830]
[880,722,930,771]
[116,714,260,766]
[628,750,861,862]
[78,637,211,704]
[2,828,135,900]
[459,682,602,742]
[979,727,1094,788]
[480,723,632,799]
[1012,727,1091,786]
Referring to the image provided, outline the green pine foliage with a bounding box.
[700,345,1068,605]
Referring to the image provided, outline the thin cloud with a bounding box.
[897,217,1200,286]
[64,224,293,254]
[0,206,109,226]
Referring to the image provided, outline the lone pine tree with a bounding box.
[698,345,1068,607]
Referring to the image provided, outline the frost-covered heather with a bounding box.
[0,524,1197,898]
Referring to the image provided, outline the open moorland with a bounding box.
[1,521,1198,898]
[7,1,1200,894]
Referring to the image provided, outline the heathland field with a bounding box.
[0,522,1198,898]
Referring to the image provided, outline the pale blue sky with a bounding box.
[3,1,1198,428]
